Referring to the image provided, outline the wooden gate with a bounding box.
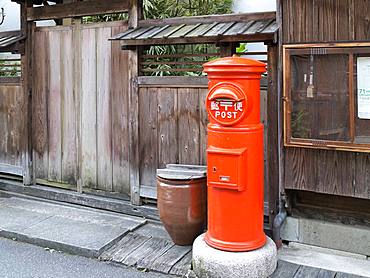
[136,78,269,205]
[0,79,24,176]
[32,21,130,195]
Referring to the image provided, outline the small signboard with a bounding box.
[357,57,370,120]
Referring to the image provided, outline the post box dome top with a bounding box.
[203,55,266,75]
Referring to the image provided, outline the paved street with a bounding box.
[0,237,169,278]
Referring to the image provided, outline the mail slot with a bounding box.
[203,56,266,252]
[207,147,247,191]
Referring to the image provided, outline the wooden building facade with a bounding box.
[280,0,370,203]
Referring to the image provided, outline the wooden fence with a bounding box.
[29,19,272,207]
[137,77,269,203]
[0,80,24,176]
[32,21,130,195]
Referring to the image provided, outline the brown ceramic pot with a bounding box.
[157,177,207,246]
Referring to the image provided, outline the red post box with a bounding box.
[203,55,266,252]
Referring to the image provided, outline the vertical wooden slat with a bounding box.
[96,27,113,191]
[81,28,97,189]
[317,150,355,196]
[111,25,130,194]
[13,85,23,167]
[354,153,370,199]
[61,29,77,185]
[6,86,17,166]
[177,88,200,165]
[73,20,82,193]
[158,88,178,168]
[285,148,317,192]
[198,88,208,166]
[0,86,7,165]
[32,30,49,179]
[354,0,370,41]
[139,87,158,188]
[48,30,62,182]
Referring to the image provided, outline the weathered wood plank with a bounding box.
[137,76,208,88]
[317,150,355,197]
[266,44,279,227]
[139,12,276,27]
[151,245,191,274]
[61,29,77,185]
[169,251,192,276]
[122,237,172,267]
[270,260,300,278]
[139,87,158,188]
[96,27,113,192]
[317,268,336,278]
[293,265,320,278]
[100,233,149,262]
[136,238,174,270]
[157,88,178,169]
[128,0,142,205]
[284,148,317,192]
[0,86,8,165]
[48,30,62,182]
[111,25,130,195]
[80,28,97,189]
[178,88,200,165]
[335,273,367,278]
[133,222,171,241]
[32,30,49,181]
[354,0,370,41]
[354,153,370,199]
[27,0,129,21]
[199,88,208,166]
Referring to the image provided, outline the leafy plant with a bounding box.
[291,109,310,138]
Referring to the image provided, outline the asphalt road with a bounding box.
[0,237,170,278]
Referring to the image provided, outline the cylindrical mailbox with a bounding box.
[203,55,266,252]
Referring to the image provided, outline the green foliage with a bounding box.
[236,43,248,54]
[292,109,310,138]
[143,0,233,19]
[0,60,20,77]
[83,0,232,23]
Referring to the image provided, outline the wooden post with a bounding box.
[128,0,142,205]
[21,0,34,186]
[267,43,279,230]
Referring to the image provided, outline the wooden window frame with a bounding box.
[283,42,370,153]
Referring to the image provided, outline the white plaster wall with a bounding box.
[0,0,20,32]
[233,0,276,13]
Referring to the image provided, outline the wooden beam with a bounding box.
[119,33,276,47]
[267,43,279,230]
[26,0,129,21]
[137,76,208,88]
[139,12,276,27]
[21,0,34,186]
[128,0,142,206]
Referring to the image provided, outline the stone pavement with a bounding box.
[0,192,146,258]
[0,191,368,278]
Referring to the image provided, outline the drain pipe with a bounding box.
[273,196,287,248]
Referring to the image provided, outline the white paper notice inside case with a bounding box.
[357,57,370,120]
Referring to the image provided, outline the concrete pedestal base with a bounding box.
[192,234,277,278]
